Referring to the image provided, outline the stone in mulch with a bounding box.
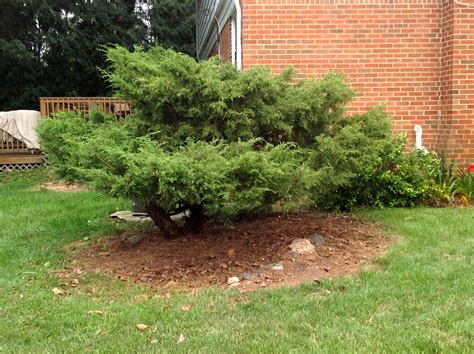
[109,211,187,223]
[227,276,240,286]
[109,211,151,223]
[269,263,284,271]
[289,238,315,255]
[310,234,325,245]
[240,273,257,281]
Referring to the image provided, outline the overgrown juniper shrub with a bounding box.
[38,45,456,237]
[39,111,317,237]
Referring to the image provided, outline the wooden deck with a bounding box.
[2,97,132,169]
[0,127,42,167]
[0,154,42,165]
[40,97,132,117]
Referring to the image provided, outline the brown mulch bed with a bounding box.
[67,211,393,291]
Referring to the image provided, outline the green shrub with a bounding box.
[352,136,438,208]
[318,135,465,210]
[309,107,394,209]
[104,46,365,148]
[39,109,317,237]
[41,45,439,237]
[38,109,130,181]
[456,167,474,200]
[104,46,294,145]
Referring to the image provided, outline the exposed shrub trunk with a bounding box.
[184,204,206,234]
[145,202,181,239]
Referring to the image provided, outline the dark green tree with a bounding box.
[0,0,46,110]
[148,0,196,57]
[0,0,197,111]
[43,0,146,97]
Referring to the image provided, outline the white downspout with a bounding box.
[414,125,427,152]
[232,0,242,70]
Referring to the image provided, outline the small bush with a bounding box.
[313,135,430,209]
[351,136,440,208]
[456,165,474,200]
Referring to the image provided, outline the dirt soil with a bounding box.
[34,181,86,192]
[70,211,393,291]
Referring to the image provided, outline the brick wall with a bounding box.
[438,0,474,163]
[209,19,234,63]
[241,0,474,164]
[221,19,234,62]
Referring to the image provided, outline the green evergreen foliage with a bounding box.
[310,107,394,209]
[149,0,196,56]
[38,110,316,233]
[39,46,392,236]
[38,109,123,180]
[104,46,367,148]
[104,46,294,145]
[40,45,452,236]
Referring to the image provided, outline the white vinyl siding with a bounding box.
[196,0,236,61]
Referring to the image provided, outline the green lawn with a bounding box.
[1,171,473,352]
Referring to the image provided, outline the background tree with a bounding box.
[44,0,146,97]
[0,0,196,111]
[148,0,196,56]
[0,0,46,109]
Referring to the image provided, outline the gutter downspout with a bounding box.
[414,125,427,153]
[232,0,242,70]
[195,0,201,60]
[215,0,222,57]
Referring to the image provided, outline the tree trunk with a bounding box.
[184,204,206,234]
[145,202,181,239]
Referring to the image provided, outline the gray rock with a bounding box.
[127,234,145,246]
[109,210,186,223]
[310,234,325,245]
[270,263,284,271]
[109,211,151,223]
[289,238,315,255]
[240,273,257,281]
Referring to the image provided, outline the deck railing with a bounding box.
[40,97,132,117]
[1,97,132,168]
[0,128,31,154]
[0,128,42,167]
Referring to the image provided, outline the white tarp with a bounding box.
[0,110,41,150]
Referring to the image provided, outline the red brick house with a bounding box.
[196,0,474,164]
